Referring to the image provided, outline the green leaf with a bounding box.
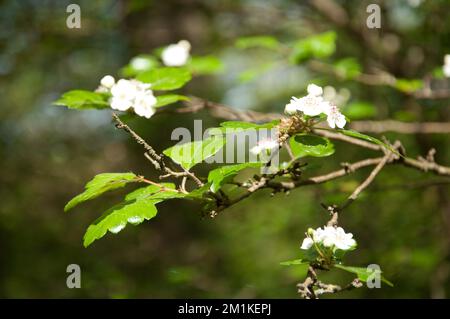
[207,163,261,193]
[186,183,214,201]
[334,58,361,80]
[432,67,445,79]
[344,102,377,120]
[280,259,309,266]
[163,135,226,170]
[289,134,335,158]
[335,264,393,287]
[235,36,280,50]
[395,79,423,93]
[155,94,189,107]
[124,183,179,202]
[83,183,183,247]
[54,90,109,110]
[137,67,192,90]
[290,31,336,64]
[219,120,280,131]
[336,129,398,155]
[120,54,160,77]
[83,199,158,247]
[187,56,223,75]
[238,62,275,83]
[65,173,138,212]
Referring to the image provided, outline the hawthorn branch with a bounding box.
[170,97,450,135]
[112,112,204,187]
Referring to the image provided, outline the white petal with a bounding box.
[445,54,450,66]
[162,43,190,67]
[110,97,132,111]
[131,57,151,71]
[444,64,450,78]
[335,114,347,128]
[300,237,314,250]
[307,84,323,97]
[284,102,298,115]
[100,75,115,88]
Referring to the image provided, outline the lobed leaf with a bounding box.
[155,94,189,107]
[335,264,393,287]
[54,90,109,110]
[207,162,261,193]
[137,67,192,90]
[65,173,138,212]
[163,135,226,170]
[289,134,335,158]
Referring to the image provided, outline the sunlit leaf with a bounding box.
[54,90,109,110]
[289,134,335,158]
[65,173,138,212]
[163,135,226,170]
[155,94,189,107]
[235,36,280,50]
[137,67,192,90]
[335,264,393,287]
[207,162,261,192]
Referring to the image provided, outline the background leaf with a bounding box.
[235,36,280,50]
[290,31,336,63]
[344,101,377,120]
[334,58,362,80]
[187,55,223,75]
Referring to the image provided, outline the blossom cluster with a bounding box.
[443,54,450,78]
[97,75,157,119]
[285,84,346,129]
[301,226,356,252]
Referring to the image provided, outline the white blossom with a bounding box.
[109,78,157,118]
[133,90,157,119]
[307,83,323,97]
[444,54,450,78]
[250,139,279,156]
[306,226,356,251]
[284,98,300,115]
[332,227,357,250]
[110,79,139,111]
[284,84,347,129]
[100,75,115,89]
[300,237,314,250]
[161,40,191,67]
[130,57,152,71]
[325,104,346,129]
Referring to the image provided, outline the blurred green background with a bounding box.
[1,0,450,298]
